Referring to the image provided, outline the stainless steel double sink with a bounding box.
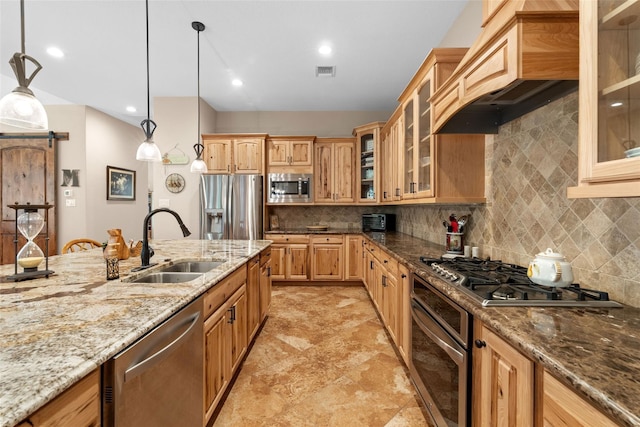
[128,261,225,284]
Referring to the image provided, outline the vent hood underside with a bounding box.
[432,1,579,134]
[437,79,578,134]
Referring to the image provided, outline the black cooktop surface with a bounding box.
[419,256,622,307]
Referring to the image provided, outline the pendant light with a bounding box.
[136,0,162,162]
[0,0,48,130]
[190,21,208,173]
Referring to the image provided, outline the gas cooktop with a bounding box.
[420,256,622,308]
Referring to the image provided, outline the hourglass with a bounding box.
[7,203,54,281]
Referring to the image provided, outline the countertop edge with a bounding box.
[0,240,271,427]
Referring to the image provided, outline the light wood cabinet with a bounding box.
[269,234,310,281]
[267,136,314,173]
[345,235,363,280]
[397,263,410,365]
[541,369,620,427]
[353,122,385,203]
[17,369,100,427]
[203,267,247,423]
[363,239,402,349]
[310,235,344,280]
[473,319,534,427]
[247,255,261,341]
[314,138,355,204]
[259,248,272,322]
[568,0,640,198]
[380,115,402,203]
[396,48,486,204]
[202,134,266,174]
[381,260,399,345]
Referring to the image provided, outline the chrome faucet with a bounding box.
[137,208,191,270]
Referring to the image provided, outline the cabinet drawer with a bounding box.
[381,255,398,279]
[204,267,247,318]
[268,234,310,244]
[260,248,271,266]
[310,235,344,244]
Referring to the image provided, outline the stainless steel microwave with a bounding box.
[268,173,313,203]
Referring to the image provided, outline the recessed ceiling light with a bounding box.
[46,47,64,58]
[232,79,243,87]
[319,45,332,55]
[126,106,137,113]
[611,101,623,107]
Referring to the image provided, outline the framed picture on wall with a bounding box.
[107,165,136,201]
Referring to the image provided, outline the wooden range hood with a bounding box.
[431,0,579,134]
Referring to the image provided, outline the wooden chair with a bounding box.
[62,238,102,253]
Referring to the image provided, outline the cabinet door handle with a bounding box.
[267,266,271,277]
[401,273,407,279]
[382,275,387,287]
[370,261,374,270]
[228,307,234,323]
[474,339,487,348]
[383,191,387,199]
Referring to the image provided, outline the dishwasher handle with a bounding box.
[124,311,200,383]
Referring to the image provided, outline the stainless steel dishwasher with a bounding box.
[102,297,203,427]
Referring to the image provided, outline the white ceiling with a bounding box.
[0,1,471,126]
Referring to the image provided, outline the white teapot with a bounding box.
[527,248,574,288]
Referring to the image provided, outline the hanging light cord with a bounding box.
[193,21,205,160]
[141,0,156,140]
[20,0,25,54]
[8,0,43,90]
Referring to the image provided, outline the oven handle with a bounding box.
[412,300,465,364]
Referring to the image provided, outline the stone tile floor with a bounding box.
[213,285,432,426]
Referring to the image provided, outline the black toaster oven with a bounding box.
[362,213,395,232]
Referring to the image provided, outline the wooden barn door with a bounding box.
[0,133,67,265]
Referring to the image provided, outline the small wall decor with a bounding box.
[165,173,185,193]
[107,165,136,201]
[61,169,80,187]
[162,144,189,165]
[270,214,280,230]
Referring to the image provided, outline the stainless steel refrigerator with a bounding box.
[200,174,263,240]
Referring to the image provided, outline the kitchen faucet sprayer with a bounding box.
[134,208,191,271]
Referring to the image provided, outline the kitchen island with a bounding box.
[0,239,271,427]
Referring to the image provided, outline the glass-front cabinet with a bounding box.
[354,122,384,203]
[403,100,415,198]
[416,79,433,196]
[395,47,485,204]
[568,0,640,198]
[402,63,435,200]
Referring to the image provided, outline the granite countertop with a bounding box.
[0,239,271,427]
[364,231,640,427]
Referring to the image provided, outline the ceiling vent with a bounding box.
[315,66,336,77]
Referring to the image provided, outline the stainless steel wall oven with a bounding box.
[410,274,472,427]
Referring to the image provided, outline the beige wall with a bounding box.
[152,97,216,239]
[438,0,482,47]
[44,105,148,250]
[215,111,391,137]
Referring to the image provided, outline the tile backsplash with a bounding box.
[269,91,640,307]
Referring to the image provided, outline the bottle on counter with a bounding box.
[105,243,120,280]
